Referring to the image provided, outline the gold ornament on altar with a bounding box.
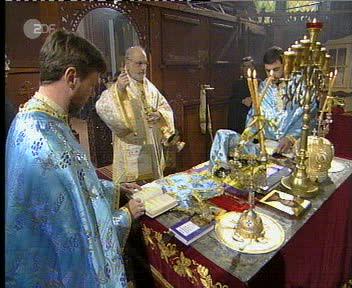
[306,135,335,182]
[301,69,344,183]
[234,209,264,241]
[232,158,265,241]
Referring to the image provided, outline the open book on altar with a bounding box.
[132,183,178,218]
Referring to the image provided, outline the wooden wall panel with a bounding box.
[6,73,40,108]
[161,12,205,66]
[209,101,230,134]
[210,21,238,64]
[209,20,238,103]
[6,3,42,68]
[210,65,235,103]
[182,105,210,169]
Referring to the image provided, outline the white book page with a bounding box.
[145,194,177,215]
[176,221,200,237]
[133,183,163,202]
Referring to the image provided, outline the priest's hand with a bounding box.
[242,97,252,107]
[122,182,142,193]
[120,182,142,196]
[276,136,293,154]
[117,69,130,92]
[127,198,145,219]
[146,111,161,125]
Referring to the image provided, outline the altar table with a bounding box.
[97,157,352,288]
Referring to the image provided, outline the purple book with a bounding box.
[169,218,215,246]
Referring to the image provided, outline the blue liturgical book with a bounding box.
[169,218,215,246]
[260,164,292,192]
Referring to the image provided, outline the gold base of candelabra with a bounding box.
[281,172,319,198]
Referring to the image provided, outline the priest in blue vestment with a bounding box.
[5,30,145,288]
[210,46,317,168]
[245,46,317,154]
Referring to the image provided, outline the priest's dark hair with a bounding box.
[263,46,284,65]
[39,29,106,85]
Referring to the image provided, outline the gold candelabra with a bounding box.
[242,68,272,161]
[280,18,337,198]
[230,69,272,241]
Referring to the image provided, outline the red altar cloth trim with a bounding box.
[140,216,245,288]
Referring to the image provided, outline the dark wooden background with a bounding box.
[5,2,266,171]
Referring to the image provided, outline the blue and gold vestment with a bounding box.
[6,95,131,287]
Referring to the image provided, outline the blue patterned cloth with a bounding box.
[246,77,317,141]
[6,97,131,287]
[156,171,223,208]
[209,129,259,170]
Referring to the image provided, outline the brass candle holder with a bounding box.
[280,19,326,198]
[318,69,344,137]
[233,158,265,241]
[283,48,296,80]
[291,42,304,74]
[245,68,269,161]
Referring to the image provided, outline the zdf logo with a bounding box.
[23,19,56,39]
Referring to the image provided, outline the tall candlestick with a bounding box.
[253,69,259,109]
[328,69,337,96]
[247,68,255,105]
[253,69,267,159]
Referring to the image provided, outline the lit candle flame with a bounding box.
[313,18,317,23]
[288,47,291,52]
[334,69,338,76]
[247,68,252,78]
[253,69,257,79]
[295,41,299,44]
[329,71,333,78]
[304,35,308,40]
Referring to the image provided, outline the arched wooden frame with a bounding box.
[59,2,146,48]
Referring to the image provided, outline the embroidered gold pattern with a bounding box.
[155,232,177,264]
[20,93,69,124]
[173,252,195,283]
[142,225,229,288]
[142,225,155,250]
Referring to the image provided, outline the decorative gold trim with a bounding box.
[19,100,69,124]
[150,265,174,288]
[119,206,132,251]
[142,224,229,288]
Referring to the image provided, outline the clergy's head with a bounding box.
[263,46,284,84]
[39,30,106,113]
[125,46,148,83]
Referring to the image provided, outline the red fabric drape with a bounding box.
[327,108,352,160]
